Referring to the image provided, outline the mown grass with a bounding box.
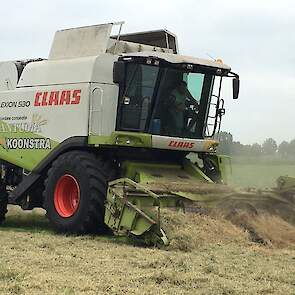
[1,207,295,295]
[1,163,295,294]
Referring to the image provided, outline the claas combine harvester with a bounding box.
[0,22,294,245]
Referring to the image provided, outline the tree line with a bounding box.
[215,131,295,158]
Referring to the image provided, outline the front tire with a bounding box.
[43,151,111,233]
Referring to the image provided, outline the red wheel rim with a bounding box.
[54,174,80,218]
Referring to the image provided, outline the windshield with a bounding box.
[117,63,215,139]
[151,68,213,139]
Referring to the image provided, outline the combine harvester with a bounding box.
[0,22,294,245]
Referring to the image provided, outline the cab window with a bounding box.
[118,64,159,131]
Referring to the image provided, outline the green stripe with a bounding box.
[0,120,59,171]
[88,131,152,148]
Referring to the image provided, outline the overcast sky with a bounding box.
[0,0,294,144]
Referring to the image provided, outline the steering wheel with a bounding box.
[184,103,199,132]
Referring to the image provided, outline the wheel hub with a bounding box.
[54,174,80,218]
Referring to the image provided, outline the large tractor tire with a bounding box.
[0,188,8,225]
[43,151,113,234]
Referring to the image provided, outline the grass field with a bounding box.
[1,163,295,294]
[1,207,295,295]
[230,163,295,188]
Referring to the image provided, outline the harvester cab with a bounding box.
[112,26,240,146]
[0,22,245,245]
[114,50,239,140]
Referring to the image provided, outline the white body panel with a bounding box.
[89,83,118,136]
[0,62,19,91]
[0,83,90,143]
[49,24,113,60]
[18,54,118,87]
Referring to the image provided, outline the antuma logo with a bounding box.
[34,90,81,106]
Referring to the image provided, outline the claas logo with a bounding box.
[34,90,81,106]
[168,140,194,149]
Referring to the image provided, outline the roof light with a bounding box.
[216,58,223,64]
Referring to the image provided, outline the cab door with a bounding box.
[117,63,159,132]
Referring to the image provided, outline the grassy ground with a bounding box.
[230,163,295,188]
[1,208,295,295]
[1,162,295,294]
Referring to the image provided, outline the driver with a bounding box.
[167,80,199,136]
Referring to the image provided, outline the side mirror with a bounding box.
[113,61,125,84]
[233,77,240,99]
